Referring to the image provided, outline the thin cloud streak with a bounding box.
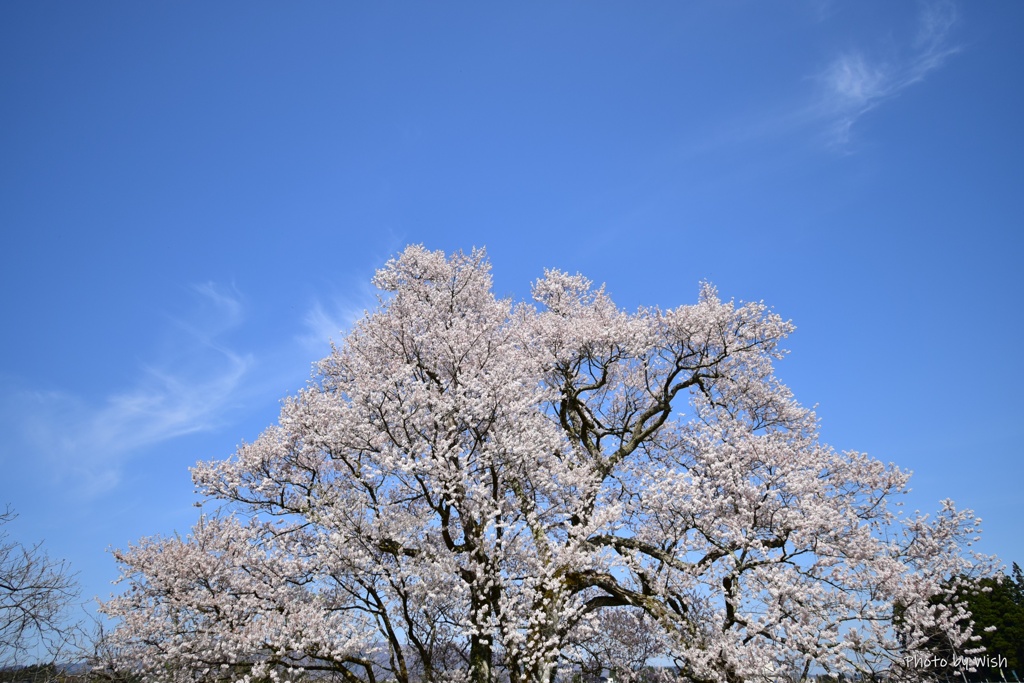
[2,279,385,498]
[297,283,379,358]
[818,0,960,147]
[3,284,254,498]
[622,1,962,180]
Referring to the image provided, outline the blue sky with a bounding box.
[1,1,1022,626]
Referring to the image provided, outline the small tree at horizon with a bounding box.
[102,246,992,683]
[1,507,82,672]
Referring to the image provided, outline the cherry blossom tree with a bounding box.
[101,246,990,683]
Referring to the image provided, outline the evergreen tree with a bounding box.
[961,563,1024,681]
[916,563,1024,682]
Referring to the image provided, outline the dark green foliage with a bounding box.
[960,563,1024,681]
[919,563,1024,682]
[0,664,63,683]
[0,663,140,683]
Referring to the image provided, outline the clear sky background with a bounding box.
[1,1,1022,629]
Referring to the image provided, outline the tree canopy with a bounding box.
[101,247,990,683]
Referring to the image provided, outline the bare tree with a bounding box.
[1,506,82,668]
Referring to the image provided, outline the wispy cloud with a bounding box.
[818,0,960,147]
[1,273,392,499]
[189,281,245,331]
[2,283,254,497]
[634,1,962,172]
[297,282,379,358]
